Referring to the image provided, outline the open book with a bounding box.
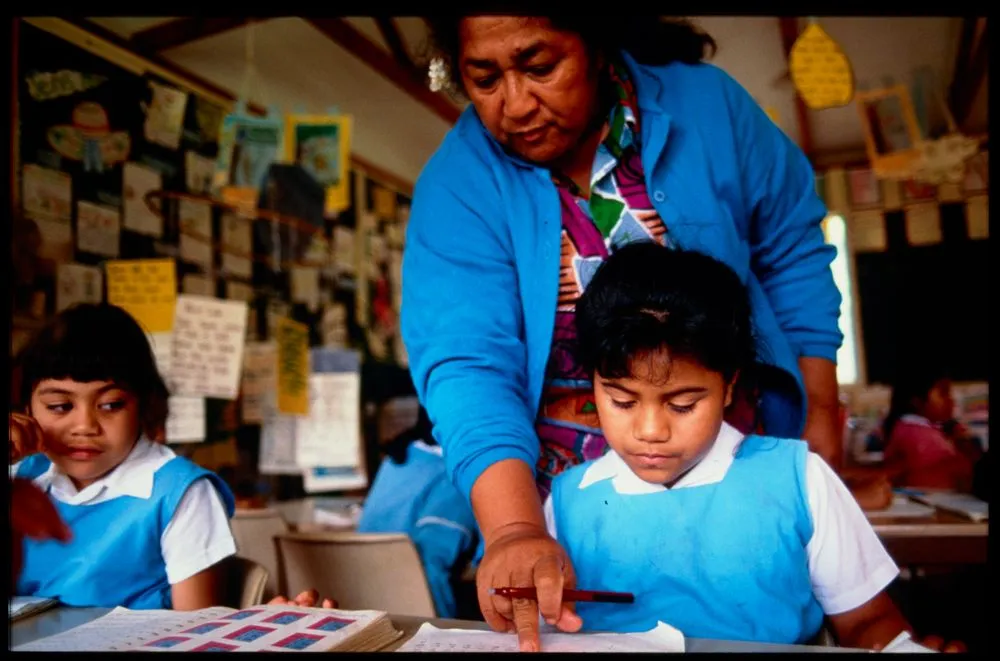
[14,604,402,652]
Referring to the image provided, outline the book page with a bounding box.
[397,622,685,653]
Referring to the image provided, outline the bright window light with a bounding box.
[823,214,859,385]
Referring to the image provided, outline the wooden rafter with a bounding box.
[777,16,814,158]
[375,17,415,72]
[130,17,259,53]
[949,17,989,129]
[305,17,460,125]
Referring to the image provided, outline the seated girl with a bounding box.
[543,242,959,650]
[882,366,983,491]
[356,407,479,618]
[10,303,238,611]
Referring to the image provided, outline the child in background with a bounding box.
[10,303,238,611]
[356,407,479,618]
[882,366,982,491]
[543,243,960,650]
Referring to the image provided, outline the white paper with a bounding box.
[397,622,685,653]
[321,303,348,348]
[171,295,249,400]
[76,201,121,256]
[913,492,989,522]
[881,630,937,653]
[185,151,215,195]
[56,263,103,312]
[22,164,72,223]
[226,280,254,303]
[144,81,188,150]
[259,416,301,475]
[221,212,253,278]
[295,372,361,469]
[291,266,321,312]
[333,226,355,276]
[166,396,205,443]
[303,466,368,494]
[241,342,277,424]
[123,162,163,237]
[178,199,213,267]
[181,273,215,297]
[866,495,936,519]
[147,331,174,387]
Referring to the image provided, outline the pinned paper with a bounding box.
[847,169,881,208]
[905,203,942,246]
[851,210,888,252]
[259,416,300,475]
[221,212,253,279]
[178,199,213,268]
[276,317,310,416]
[56,263,103,312]
[789,21,854,110]
[937,181,963,203]
[296,349,362,470]
[284,114,353,214]
[372,185,397,220]
[170,295,249,400]
[966,196,988,240]
[333,226,356,276]
[105,258,177,333]
[881,179,903,210]
[185,151,215,195]
[321,303,348,348]
[291,266,321,311]
[181,273,215,297]
[241,342,277,424]
[143,81,188,151]
[226,280,254,302]
[22,164,73,263]
[166,396,205,443]
[122,162,163,237]
[76,201,120,257]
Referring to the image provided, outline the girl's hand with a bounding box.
[12,478,72,583]
[10,413,46,463]
[476,523,583,652]
[268,589,337,609]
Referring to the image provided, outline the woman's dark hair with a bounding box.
[382,406,436,465]
[13,303,170,440]
[882,362,950,441]
[575,242,756,386]
[424,15,716,97]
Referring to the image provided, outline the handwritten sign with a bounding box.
[105,258,177,333]
[275,317,310,416]
[241,342,277,423]
[166,396,205,443]
[171,294,248,400]
[296,372,361,468]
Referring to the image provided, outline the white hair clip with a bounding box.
[428,58,449,92]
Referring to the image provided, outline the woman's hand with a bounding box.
[913,635,966,653]
[268,589,337,609]
[476,522,582,652]
[10,413,47,463]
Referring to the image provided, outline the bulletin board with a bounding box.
[12,19,417,500]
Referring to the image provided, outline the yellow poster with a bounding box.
[789,21,854,110]
[276,317,310,416]
[105,258,177,333]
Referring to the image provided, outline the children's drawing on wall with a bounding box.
[185,151,215,195]
[143,80,188,151]
[284,114,353,216]
[194,96,225,145]
[21,164,73,265]
[214,112,283,212]
[47,101,130,173]
[25,69,107,102]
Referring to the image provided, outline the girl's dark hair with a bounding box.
[382,406,436,465]
[13,303,170,439]
[424,15,716,97]
[576,242,756,385]
[882,362,950,441]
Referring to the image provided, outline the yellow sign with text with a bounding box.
[105,258,177,333]
[276,317,310,416]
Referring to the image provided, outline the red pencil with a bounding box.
[489,587,634,604]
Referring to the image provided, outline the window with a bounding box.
[822,214,860,385]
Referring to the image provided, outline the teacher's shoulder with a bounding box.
[644,60,759,126]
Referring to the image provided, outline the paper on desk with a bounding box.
[866,495,936,519]
[881,630,937,653]
[912,492,988,522]
[397,621,685,653]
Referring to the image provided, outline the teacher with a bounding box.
[401,16,844,650]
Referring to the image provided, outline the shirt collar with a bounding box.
[35,438,173,504]
[578,422,745,495]
[899,414,933,427]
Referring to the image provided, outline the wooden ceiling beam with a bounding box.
[305,17,460,125]
[949,17,989,129]
[130,17,262,53]
[777,16,814,158]
[375,17,416,72]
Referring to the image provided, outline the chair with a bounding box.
[222,555,270,609]
[230,508,290,601]
[274,531,437,617]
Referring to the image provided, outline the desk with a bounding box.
[869,510,988,566]
[12,607,859,653]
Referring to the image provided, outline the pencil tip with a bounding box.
[488,588,496,595]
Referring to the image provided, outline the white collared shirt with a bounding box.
[11,438,236,585]
[543,422,899,616]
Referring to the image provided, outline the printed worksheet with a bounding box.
[397,622,685,653]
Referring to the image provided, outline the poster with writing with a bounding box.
[259,416,301,475]
[105,258,177,333]
[22,164,73,263]
[178,199,213,268]
[275,317,310,416]
[123,162,163,237]
[56,263,104,312]
[171,295,249,400]
[296,372,362,469]
[241,342,277,424]
[221,213,253,279]
[147,331,174,388]
[185,151,215,195]
[166,396,206,443]
[144,81,188,151]
[76,201,120,257]
[291,266,320,311]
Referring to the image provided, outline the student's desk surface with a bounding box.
[11,607,859,653]
[868,509,987,566]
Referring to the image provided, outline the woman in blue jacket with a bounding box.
[401,16,844,650]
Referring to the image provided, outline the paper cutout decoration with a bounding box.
[855,85,924,180]
[789,21,854,110]
[48,102,130,173]
[105,258,177,334]
[284,114,353,215]
[275,317,310,416]
[910,133,981,186]
[26,69,106,102]
[904,203,942,246]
